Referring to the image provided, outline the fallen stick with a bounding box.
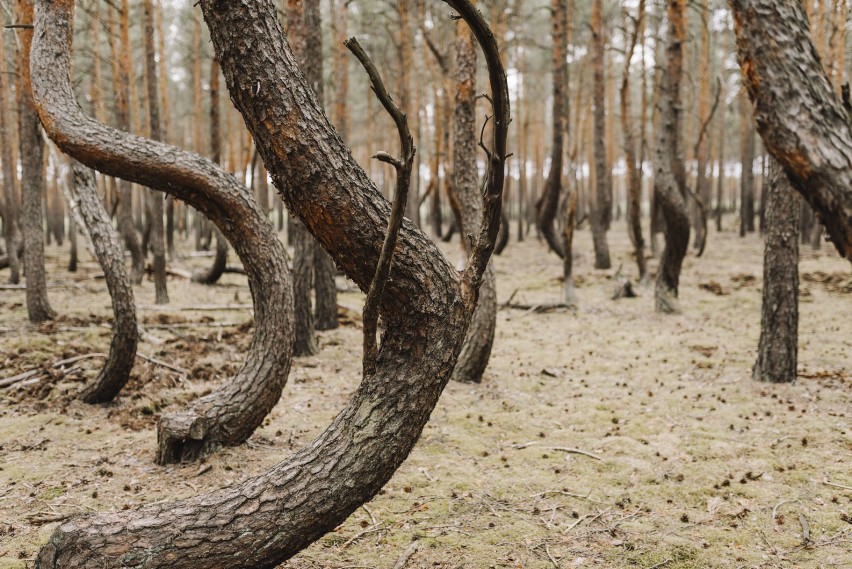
[822,475,852,492]
[392,541,421,569]
[136,353,188,376]
[0,369,42,388]
[550,447,603,461]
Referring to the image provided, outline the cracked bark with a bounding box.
[730,0,852,262]
[451,7,496,384]
[34,0,507,565]
[753,158,799,383]
[18,0,56,323]
[30,0,294,465]
[590,0,612,269]
[67,163,139,404]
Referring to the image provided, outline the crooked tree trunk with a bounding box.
[730,0,852,262]
[654,0,690,314]
[590,0,612,269]
[192,59,229,286]
[143,0,168,305]
[0,18,20,284]
[753,159,799,383]
[305,0,339,331]
[34,0,508,566]
[18,0,55,323]
[451,8,495,384]
[31,0,294,465]
[66,163,139,403]
[620,0,647,282]
[536,0,567,259]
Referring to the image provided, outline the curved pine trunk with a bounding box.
[731,0,852,261]
[451,14,494,384]
[34,0,508,566]
[30,1,294,465]
[536,0,567,259]
[67,164,139,404]
[654,0,690,314]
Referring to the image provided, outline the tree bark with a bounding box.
[30,0,294,465]
[451,5,495,384]
[739,93,756,237]
[730,0,852,262]
[305,0,339,331]
[536,0,567,259]
[590,0,612,269]
[620,0,647,282]
[18,0,55,323]
[287,0,319,355]
[0,17,20,284]
[65,163,139,403]
[34,0,508,566]
[654,0,690,314]
[142,0,168,304]
[753,159,799,383]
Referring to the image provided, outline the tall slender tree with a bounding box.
[0,19,20,284]
[17,0,55,322]
[653,0,690,313]
[590,0,612,269]
[142,0,168,304]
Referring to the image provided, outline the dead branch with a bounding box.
[345,36,416,378]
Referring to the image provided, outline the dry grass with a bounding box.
[0,220,850,569]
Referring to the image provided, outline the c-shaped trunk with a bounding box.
[34,0,508,567]
[30,0,293,466]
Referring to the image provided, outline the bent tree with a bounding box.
[653,0,690,314]
[65,163,139,404]
[33,0,508,566]
[730,0,852,263]
[30,0,294,466]
[451,7,497,384]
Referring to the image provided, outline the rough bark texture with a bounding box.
[562,187,578,305]
[18,0,56,323]
[287,0,319,353]
[536,0,567,259]
[34,0,507,566]
[620,0,647,281]
[451,11,495,384]
[305,0,339,331]
[143,0,168,304]
[67,163,139,403]
[0,20,20,284]
[654,0,690,314]
[590,0,612,269]
[753,159,799,383]
[30,0,294,465]
[730,0,852,262]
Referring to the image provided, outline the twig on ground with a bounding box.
[392,541,421,569]
[544,543,560,568]
[550,447,603,461]
[823,475,852,492]
[136,353,188,376]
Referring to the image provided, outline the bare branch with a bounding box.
[442,0,511,297]
[346,36,416,377]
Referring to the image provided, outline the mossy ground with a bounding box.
[1,220,849,568]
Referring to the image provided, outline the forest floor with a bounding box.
[0,219,850,569]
